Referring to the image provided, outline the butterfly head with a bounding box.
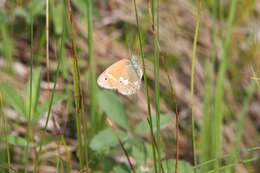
[97,72,116,89]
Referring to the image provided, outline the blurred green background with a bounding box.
[0,0,260,172]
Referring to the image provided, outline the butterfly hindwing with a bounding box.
[117,61,141,95]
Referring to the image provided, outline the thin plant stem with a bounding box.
[132,0,158,172]
[65,0,85,170]
[24,21,34,173]
[151,0,162,171]
[212,0,238,170]
[195,146,260,169]
[86,0,97,135]
[84,0,96,169]
[0,94,11,173]
[206,156,260,173]
[190,1,201,172]
[106,119,136,173]
[46,0,50,89]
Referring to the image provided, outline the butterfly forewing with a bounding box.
[97,59,128,89]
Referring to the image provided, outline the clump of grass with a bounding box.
[65,0,87,170]
[211,0,238,171]
[199,0,240,172]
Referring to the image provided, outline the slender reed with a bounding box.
[190,1,201,172]
[86,0,97,137]
[64,0,86,170]
[212,0,238,170]
[0,19,13,72]
[206,156,260,173]
[46,0,50,88]
[0,93,11,173]
[132,0,158,172]
[195,146,260,169]
[151,0,162,171]
[24,21,34,173]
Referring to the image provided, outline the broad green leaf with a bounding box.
[134,114,172,135]
[90,128,127,151]
[0,83,26,117]
[161,159,194,173]
[4,135,28,147]
[25,68,42,121]
[128,138,147,165]
[98,90,128,129]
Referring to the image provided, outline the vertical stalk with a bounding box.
[151,0,162,172]
[86,0,97,137]
[212,0,238,171]
[65,0,85,170]
[0,94,11,173]
[132,0,158,172]
[24,21,34,173]
[0,18,13,72]
[190,1,201,172]
[84,0,96,169]
[46,0,50,86]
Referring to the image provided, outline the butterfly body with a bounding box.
[97,56,143,95]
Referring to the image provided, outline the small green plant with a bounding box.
[0,68,63,122]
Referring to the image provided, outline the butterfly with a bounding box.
[97,56,143,95]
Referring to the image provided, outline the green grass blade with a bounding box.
[132,0,158,172]
[25,67,42,121]
[0,93,11,172]
[151,0,162,171]
[24,20,34,173]
[191,1,201,172]
[212,0,238,170]
[0,18,13,72]
[85,5,98,166]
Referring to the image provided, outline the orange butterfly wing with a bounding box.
[97,59,129,89]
